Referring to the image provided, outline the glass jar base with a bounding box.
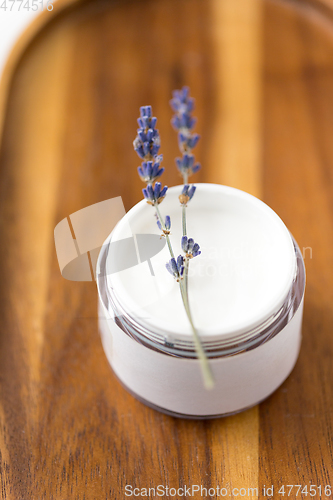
[114,370,269,420]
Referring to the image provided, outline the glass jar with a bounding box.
[96,184,305,418]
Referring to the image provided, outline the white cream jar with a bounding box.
[96,184,305,418]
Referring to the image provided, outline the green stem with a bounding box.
[179,275,214,390]
[154,203,175,260]
[182,204,187,237]
[180,177,214,389]
[154,188,214,389]
[184,254,189,298]
[181,177,188,289]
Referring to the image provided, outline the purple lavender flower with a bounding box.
[170,87,195,124]
[175,154,201,177]
[170,86,201,157]
[133,106,161,160]
[157,215,171,234]
[179,184,196,205]
[181,236,201,258]
[166,255,184,281]
[142,182,168,205]
[178,132,200,151]
[138,160,164,183]
[172,113,196,131]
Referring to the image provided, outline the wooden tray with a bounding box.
[0,0,332,498]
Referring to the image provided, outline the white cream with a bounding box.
[106,184,296,343]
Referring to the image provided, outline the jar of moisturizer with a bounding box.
[96,183,305,418]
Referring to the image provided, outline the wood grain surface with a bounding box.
[0,0,84,152]
[0,0,332,499]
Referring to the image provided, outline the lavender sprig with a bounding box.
[133,106,161,160]
[170,87,200,153]
[170,86,201,184]
[170,87,200,251]
[171,88,199,266]
[134,104,214,389]
[170,88,214,388]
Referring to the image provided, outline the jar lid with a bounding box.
[105,184,296,345]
